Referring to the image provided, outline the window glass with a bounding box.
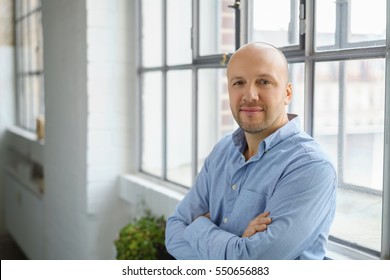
[343,59,385,190]
[22,17,30,72]
[167,0,192,65]
[15,0,44,131]
[315,0,336,48]
[167,70,192,186]
[141,0,163,67]
[287,63,305,128]
[199,0,235,55]
[350,0,386,44]
[249,0,300,47]
[29,12,39,72]
[141,72,163,177]
[314,59,384,251]
[316,0,386,50]
[197,69,234,172]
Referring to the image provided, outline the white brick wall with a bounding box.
[0,0,16,235]
[85,0,136,259]
[40,0,137,259]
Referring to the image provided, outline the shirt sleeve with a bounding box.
[165,158,211,259]
[181,159,337,259]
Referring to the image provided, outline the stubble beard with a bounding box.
[235,117,270,134]
[233,111,270,134]
[233,106,287,135]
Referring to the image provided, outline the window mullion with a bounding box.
[228,0,241,49]
[303,0,315,135]
[192,0,199,60]
[240,0,250,47]
[335,0,350,49]
[191,68,198,184]
[380,0,390,260]
[162,0,168,180]
[337,61,346,184]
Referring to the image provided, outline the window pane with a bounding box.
[29,13,39,72]
[35,11,44,71]
[141,0,163,67]
[31,75,43,116]
[197,69,231,172]
[314,59,384,251]
[316,0,386,50]
[343,59,385,190]
[350,0,386,44]
[22,18,30,73]
[16,22,23,72]
[15,1,44,131]
[141,72,163,177]
[315,0,336,48]
[249,0,300,47]
[167,0,192,65]
[199,0,235,56]
[287,63,305,128]
[30,0,40,11]
[167,70,192,186]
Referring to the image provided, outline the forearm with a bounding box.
[182,182,336,260]
[165,216,199,259]
[183,217,234,259]
[182,216,304,260]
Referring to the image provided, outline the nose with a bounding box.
[243,83,259,102]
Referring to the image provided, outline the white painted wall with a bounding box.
[39,0,136,259]
[0,0,15,235]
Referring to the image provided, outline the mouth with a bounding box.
[239,106,264,113]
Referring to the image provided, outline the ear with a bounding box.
[284,82,292,105]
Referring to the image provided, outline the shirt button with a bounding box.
[231,184,237,191]
[223,217,228,223]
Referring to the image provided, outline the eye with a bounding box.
[257,79,271,85]
[232,80,245,87]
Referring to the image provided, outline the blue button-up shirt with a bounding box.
[165,115,337,259]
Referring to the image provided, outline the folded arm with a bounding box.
[166,160,336,260]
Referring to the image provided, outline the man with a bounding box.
[165,42,337,259]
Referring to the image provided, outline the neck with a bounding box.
[243,133,265,160]
[243,114,290,160]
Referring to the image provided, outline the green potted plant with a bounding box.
[114,211,173,260]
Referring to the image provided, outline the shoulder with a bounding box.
[208,133,237,156]
[287,131,336,176]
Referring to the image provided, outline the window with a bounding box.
[138,0,389,258]
[311,0,387,256]
[139,0,236,186]
[14,0,44,131]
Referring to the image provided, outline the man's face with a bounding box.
[227,45,292,135]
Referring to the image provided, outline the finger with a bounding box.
[248,212,270,225]
[258,211,270,218]
[242,227,256,238]
[253,224,268,232]
[248,216,272,227]
[242,224,268,238]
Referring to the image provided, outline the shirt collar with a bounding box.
[232,114,301,153]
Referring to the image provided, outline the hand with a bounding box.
[242,211,272,238]
[195,212,210,221]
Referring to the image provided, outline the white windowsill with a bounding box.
[8,125,39,142]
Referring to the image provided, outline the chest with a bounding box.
[208,154,284,235]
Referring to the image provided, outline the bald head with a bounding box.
[226,42,293,137]
[227,42,290,85]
